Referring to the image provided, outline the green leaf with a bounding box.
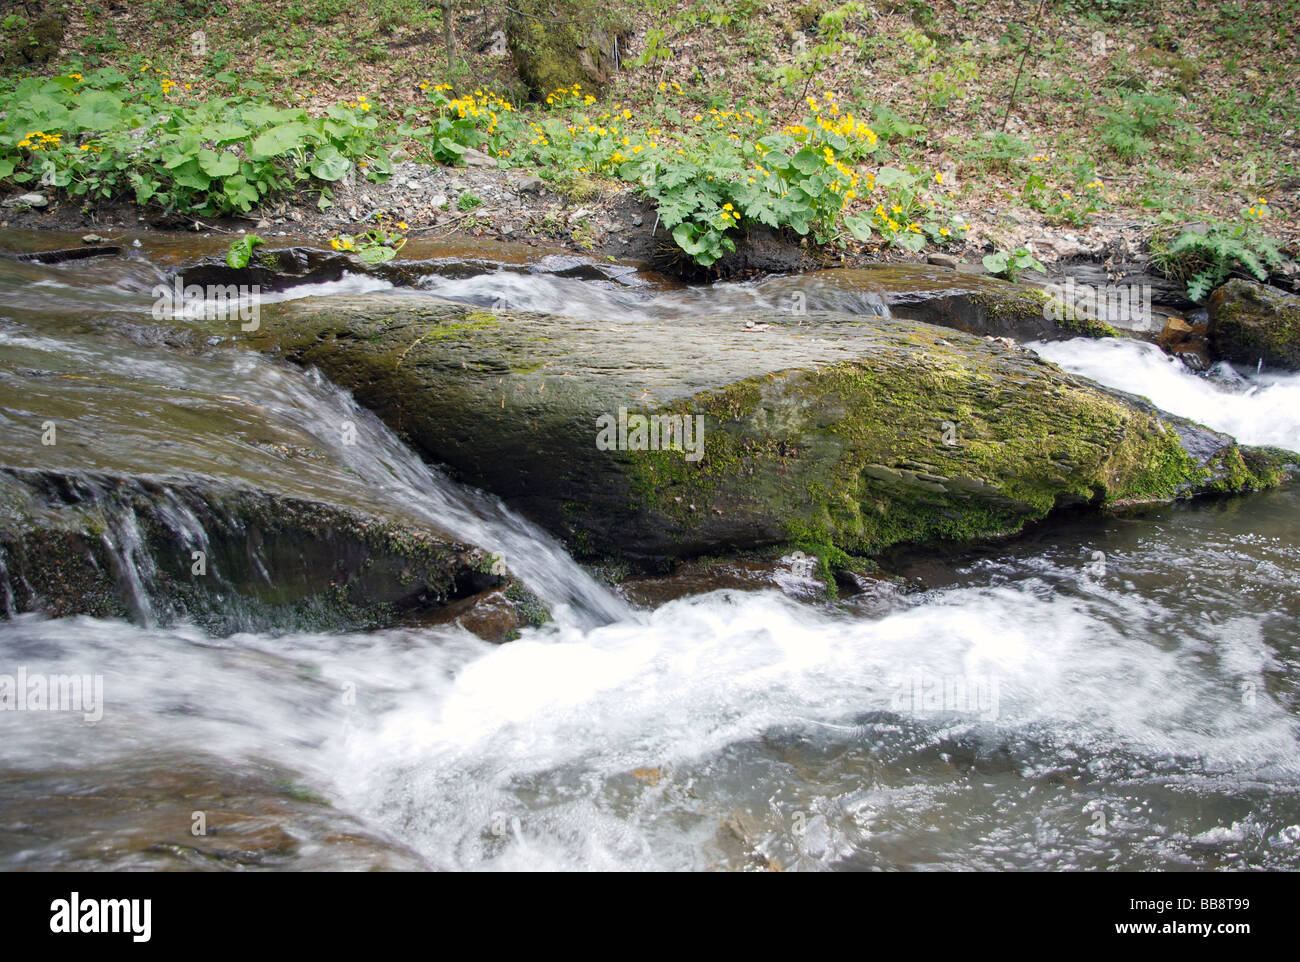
[308,147,351,181]
[844,214,874,241]
[171,160,211,190]
[222,174,260,211]
[983,252,1009,274]
[68,91,123,131]
[790,149,824,175]
[201,122,251,144]
[225,233,264,269]
[358,245,397,264]
[875,166,910,188]
[894,231,925,252]
[249,122,313,160]
[0,159,14,179]
[198,149,239,178]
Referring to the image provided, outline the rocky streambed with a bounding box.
[4,232,1300,871]
[3,232,1298,629]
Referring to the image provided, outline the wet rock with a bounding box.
[242,295,1295,568]
[927,253,960,268]
[414,582,550,643]
[618,555,835,606]
[1207,278,1300,370]
[0,759,428,870]
[1157,315,1196,349]
[0,468,497,633]
[1157,315,1211,370]
[771,267,1121,341]
[8,245,121,264]
[1171,341,1211,371]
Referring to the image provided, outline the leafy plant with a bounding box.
[1149,207,1290,302]
[0,65,394,216]
[1098,91,1179,162]
[982,246,1046,282]
[330,219,408,263]
[225,233,264,268]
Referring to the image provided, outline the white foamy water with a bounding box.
[1031,337,1300,452]
[2,537,1297,871]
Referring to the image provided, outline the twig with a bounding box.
[1001,0,1049,133]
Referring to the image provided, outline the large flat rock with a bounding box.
[247,293,1293,565]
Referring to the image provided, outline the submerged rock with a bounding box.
[1208,278,1300,370]
[243,295,1293,567]
[412,582,550,643]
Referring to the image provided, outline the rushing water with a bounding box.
[1,241,1298,871]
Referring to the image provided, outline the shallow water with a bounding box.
[1,241,1297,871]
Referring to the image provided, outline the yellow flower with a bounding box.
[693,114,702,122]
[934,172,943,184]
[939,227,950,236]
[397,222,408,230]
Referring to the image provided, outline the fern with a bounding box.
[1151,221,1289,303]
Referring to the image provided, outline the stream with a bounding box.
[1,236,1298,871]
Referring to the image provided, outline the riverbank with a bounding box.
[2,0,1296,285]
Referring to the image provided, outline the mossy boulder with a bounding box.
[0,16,62,73]
[242,294,1292,567]
[506,0,628,97]
[1207,278,1300,370]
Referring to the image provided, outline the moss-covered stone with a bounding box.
[0,16,63,73]
[238,294,1292,569]
[505,0,628,97]
[1207,278,1300,370]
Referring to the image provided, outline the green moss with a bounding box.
[971,286,1119,339]
[618,345,1273,564]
